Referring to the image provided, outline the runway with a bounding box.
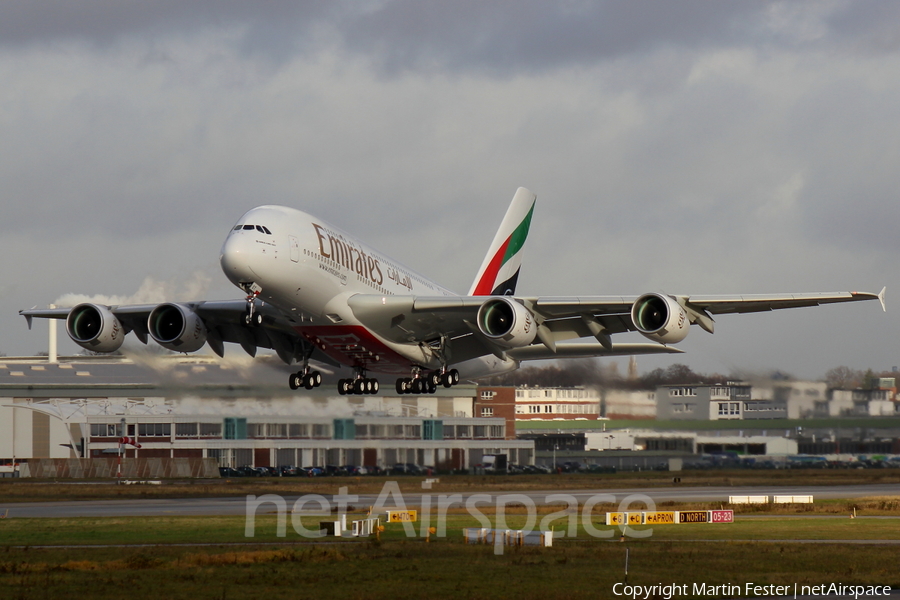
[5,482,898,518]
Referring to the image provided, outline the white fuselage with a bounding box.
[218,205,514,378]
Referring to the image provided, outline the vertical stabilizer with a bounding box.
[468,187,536,296]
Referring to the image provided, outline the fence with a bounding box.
[463,528,553,547]
[728,495,770,504]
[20,458,219,479]
[730,495,814,504]
[772,495,814,504]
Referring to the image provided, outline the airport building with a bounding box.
[474,385,655,423]
[0,355,534,475]
[657,380,900,421]
[473,380,900,425]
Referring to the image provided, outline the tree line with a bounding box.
[482,359,895,391]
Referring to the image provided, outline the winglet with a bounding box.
[878,286,886,312]
[20,308,36,330]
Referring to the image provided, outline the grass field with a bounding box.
[2,511,900,546]
[2,501,900,599]
[2,472,899,599]
[1,541,897,600]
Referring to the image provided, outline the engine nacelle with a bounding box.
[148,303,207,353]
[631,293,690,344]
[66,303,125,353]
[476,297,537,348]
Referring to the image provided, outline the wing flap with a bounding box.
[507,342,684,362]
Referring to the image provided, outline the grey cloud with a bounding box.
[0,1,333,48]
[7,1,899,75]
[340,1,764,75]
[823,1,900,52]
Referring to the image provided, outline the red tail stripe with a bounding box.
[472,237,511,296]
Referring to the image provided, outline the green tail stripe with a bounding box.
[500,203,534,265]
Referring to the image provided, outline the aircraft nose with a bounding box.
[220,232,258,285]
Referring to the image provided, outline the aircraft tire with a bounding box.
[303,374,316,390]
[396,379,406,394]
[312,371,322,387]
[370,379,379,394]
[289,373,300,390]
[354,379,365,394]
[450,369,460,385]
[337,379,347,395]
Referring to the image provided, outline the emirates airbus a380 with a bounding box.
[21,188,885,395]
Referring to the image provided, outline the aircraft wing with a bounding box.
[347,288,884,362]
[20,301,340,367]
[347,294,658,363]
[682,290,886,315]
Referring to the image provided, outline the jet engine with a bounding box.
[66,303,125,353]
[148,303,207,353]
[631,293,689,344]
[476,297,537,348]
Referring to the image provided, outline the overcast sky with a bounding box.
[1,1,897,381]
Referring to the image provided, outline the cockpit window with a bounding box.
[234,223,272,235]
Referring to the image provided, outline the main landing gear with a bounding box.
[289,369,323,390]
[395,369,460,395]
[338,376,380,395]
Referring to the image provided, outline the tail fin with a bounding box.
[468,187,536,296]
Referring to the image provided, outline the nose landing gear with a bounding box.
[241,283,264,326]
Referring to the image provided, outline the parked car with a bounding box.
[343,465,368,475]
[585,464,616,474]
[523,464,551,474]
[278,465,300,477]
[218,467,239,478]
[391,463,422,475]
[303,466,324,477]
